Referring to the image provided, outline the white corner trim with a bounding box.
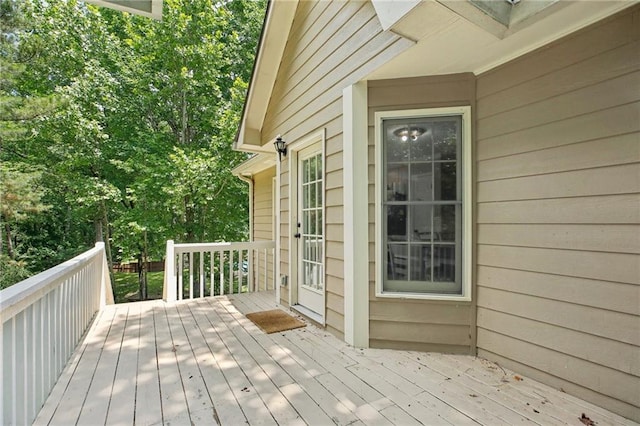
[374,106,473,302]
[343,82,369,348]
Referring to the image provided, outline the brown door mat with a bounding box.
[245,309,306,334]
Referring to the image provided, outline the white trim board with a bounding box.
[374,106,473,302]
[343,82,370,348]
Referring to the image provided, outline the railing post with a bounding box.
[164,240,177,302]
[96,242,114,307]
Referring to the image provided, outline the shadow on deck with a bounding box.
[34,291,634,426]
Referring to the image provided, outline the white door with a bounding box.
[296,147,324,316]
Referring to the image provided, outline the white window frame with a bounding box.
[375,106,472,301]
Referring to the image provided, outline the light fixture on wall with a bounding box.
[274,135,287,161]
[393,126,425,142]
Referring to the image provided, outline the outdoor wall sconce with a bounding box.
[274,135,287,161]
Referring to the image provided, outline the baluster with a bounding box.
[229,250,234,294]
[189,251,194,300]
[247,249,254,292]
[178,253,184,301]
[261,248,266,291]
[199,251,204,298]
[238,250,242,294]
[209,251,214,296]
[220,251,225,296]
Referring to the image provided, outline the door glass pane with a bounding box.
[305,238,311,263]
[309,156,316,181]
[303,211,310,233]
[303,159,310,184]
[309,182,316,207]
[309,210,316,234]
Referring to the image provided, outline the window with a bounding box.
[376,107,471,300]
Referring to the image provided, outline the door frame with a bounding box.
[287,128,326,324]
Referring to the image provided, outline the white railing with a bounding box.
[0,242,114,426]
[163,240,276,302]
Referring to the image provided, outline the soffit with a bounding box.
[232,153,276,177]
[86,0,163,20]
[367,0,635,80]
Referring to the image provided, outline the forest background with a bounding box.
[0,0,266,295]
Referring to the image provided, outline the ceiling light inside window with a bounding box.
[393,127,425,142]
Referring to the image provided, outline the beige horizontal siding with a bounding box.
[477,223,640,254]
[477,265,639,316]
[477,194,640,224]
[252,168,275,290]
[264,0,412,331]
[476,8,639,98]
[476,5,640,422]
[367,73,477,354]
[477,101,640,161]
[477,331,639,421]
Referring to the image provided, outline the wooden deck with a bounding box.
[34,291,635,426]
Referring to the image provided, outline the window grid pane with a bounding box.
[301,153,323,292]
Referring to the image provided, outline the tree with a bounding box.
[0,0,266,295]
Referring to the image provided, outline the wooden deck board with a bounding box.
[34,291,635,426]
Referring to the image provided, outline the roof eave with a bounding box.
[235,0,298,153]
[85,0,163,20]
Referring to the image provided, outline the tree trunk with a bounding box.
[4,222,15,259]
[137,253,147,301]
[94,218,103,242]
[185,194,195,242]
[139,229,149,300]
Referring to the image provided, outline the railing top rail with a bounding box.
[0,242,105,322]
[173,240,275,253]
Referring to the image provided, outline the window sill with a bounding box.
[375,291,472,302]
